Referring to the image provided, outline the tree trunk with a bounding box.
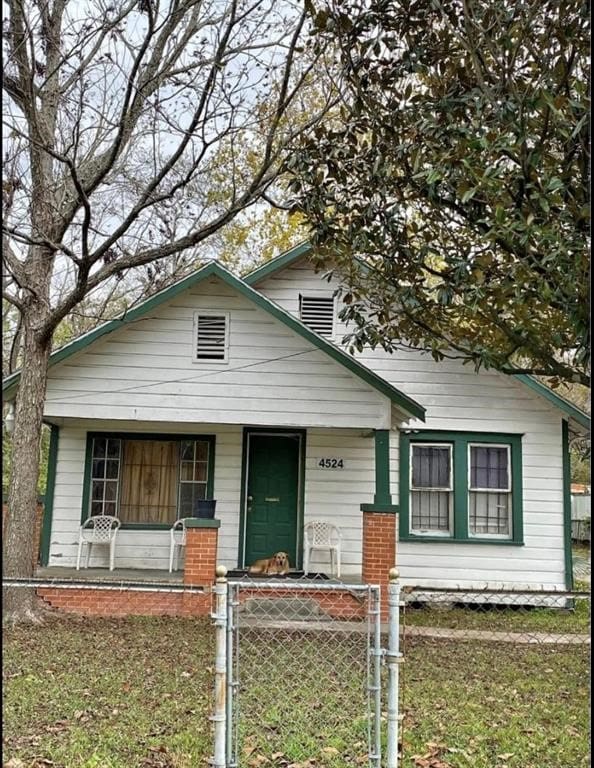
[2,325,51,622]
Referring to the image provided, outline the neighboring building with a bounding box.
[3,244,590,591]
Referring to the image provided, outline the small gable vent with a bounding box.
[299,295,335,337]
[194,313,228,361]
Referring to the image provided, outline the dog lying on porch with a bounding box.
[248,551,290,576]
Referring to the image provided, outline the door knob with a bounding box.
[247,495,253,502]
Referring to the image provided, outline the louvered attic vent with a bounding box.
[299,295,335,337]
[194,313,228,361]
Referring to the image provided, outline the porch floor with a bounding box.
[34,566,362,586]
[35,566,184,584]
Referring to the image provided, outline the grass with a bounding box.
[3,615,590,768]
[402,596,590,634]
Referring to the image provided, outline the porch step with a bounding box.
[240,597,333,621]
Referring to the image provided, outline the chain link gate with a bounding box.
[211,567,401,768]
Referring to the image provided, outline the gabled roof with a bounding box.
[2,260,426,422]
[245,243,591,432]
[244,241,314,285]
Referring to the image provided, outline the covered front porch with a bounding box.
[41,415,404,582]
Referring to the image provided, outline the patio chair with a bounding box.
[169,518,192,573]
[76,514,121,571]
[303,521,342,578]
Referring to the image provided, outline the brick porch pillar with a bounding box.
[361,428,399,617]
[361,510,398,618]
[183,519,221,586]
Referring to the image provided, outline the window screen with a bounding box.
[469,445,511,536]
[410,444,452,533]
[299,295,335,337]
[194,314,227,360]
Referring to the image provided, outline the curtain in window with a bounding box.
[119,441,178,524]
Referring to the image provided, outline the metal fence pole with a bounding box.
[372,586,382,767]
[226,581,236,767]
[386,568,402,768]
[211,565,228,768]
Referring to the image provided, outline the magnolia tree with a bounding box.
[2,0,336,620]
[288,0,590,387]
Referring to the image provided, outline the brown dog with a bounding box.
[248,551,290,576]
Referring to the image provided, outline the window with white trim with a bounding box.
[299,295,335,337]
[193,312,229,362]
[410,444,453,534]
[468,444,511,537]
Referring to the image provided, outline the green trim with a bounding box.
[185,518,221,529]
[2,260,425,421]
[514,375,590,430]
[40,424,59,566]
[245,247,591,432]
[81,431,216,528]
[373,429,392,505]
[399,430,524,545]
[562,420,574,590]
[360,503,400,513]
[237,427,306,569]
[244,241,313,285]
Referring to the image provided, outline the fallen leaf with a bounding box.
[321,748,339,757]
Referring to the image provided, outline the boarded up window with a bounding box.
[299,295,335,337]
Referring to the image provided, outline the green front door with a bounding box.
[244,432,301,570]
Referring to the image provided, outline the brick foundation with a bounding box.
[36,517,221,618]
[2,500,44,568]
[362,510,397,617]
[37,587,212,617]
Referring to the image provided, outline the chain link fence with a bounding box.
[400,586,590,645]
[224,575,390,768]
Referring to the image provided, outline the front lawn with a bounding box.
[3,615,590,768]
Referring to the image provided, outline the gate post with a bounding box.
[386,568,402,768]
[211,565,228,768]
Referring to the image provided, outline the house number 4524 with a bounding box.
[318,458,344,469]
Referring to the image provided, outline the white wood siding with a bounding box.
[49,419,374,575]
[49,421,244,570]
[42,276,390,430]
[256,259,568,589]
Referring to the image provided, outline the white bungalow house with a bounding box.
[3,243,590,592]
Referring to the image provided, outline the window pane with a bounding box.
[412,446,450,488]
[471,446,508,489]
[92,459,105,479]
[469,491,510,535]
[180,461,194,481]
[180,442,194,461]
[195,441,209,461]
[194,462,207,482]
[91,481,104,501]
[105,460,119,479]
[106,439,121,458]
[91,501,103,516]
[411,490,451,532]
[93,438,106,458]
[179,483,207,516]
[104,481,118,501]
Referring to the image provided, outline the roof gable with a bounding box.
[2,261,426,422]
[246,245,590,432]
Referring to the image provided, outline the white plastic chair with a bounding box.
[303,521,342,577]
[76,515,121,571]
[169,518,191,573]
